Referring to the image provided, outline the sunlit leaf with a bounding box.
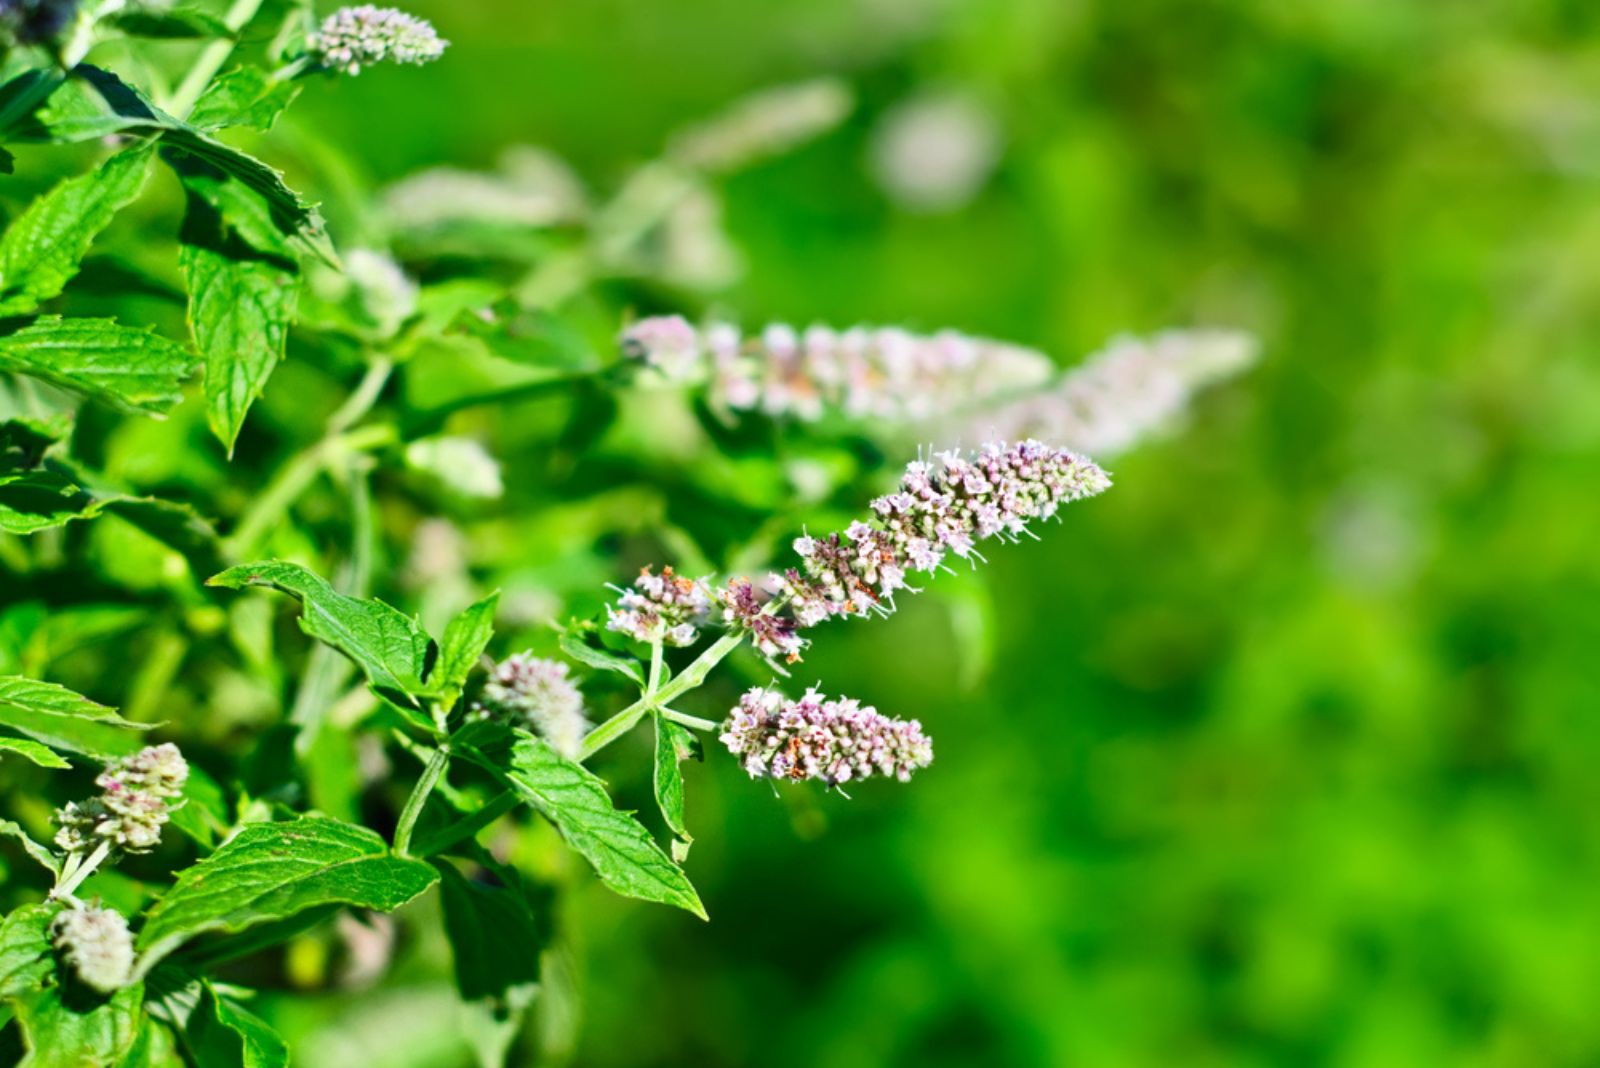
[0,317,196,414]
[0,676,150,758]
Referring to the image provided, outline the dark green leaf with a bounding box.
[0,144,153,316]
[136,815,439,966]
[164,763,229,849]
[187,67,300,132]
[0,736,69,768]
[501,731,705,918]
[0,317,197,414]
[178,189,300,452]
[106,7,234,39]
[145,971,286,1068]
[436,861,543,1003]
[558,629,643,686]
[208,561,438,702]
[0,676,150,758]
[435,592,498,706]
[0,417,66,471]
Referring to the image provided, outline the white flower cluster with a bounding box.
[473,653,590,758]
[965,329,1258,458]
[54,744,189,856]
[720,686,933,786]
[620,315,1055,424]
[606,566,714,647]
[308,5,447,76]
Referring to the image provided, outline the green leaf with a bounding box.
[145,971,286,1068]
[0,676,150,758]
[105,6,235,39]
[558,629,643,686]
[0,417,67,471]
[0,317,197,414]
[435,592,498,707]
[164,764,229,849]
[187,68,300,132]
[0,144,153,316]
[178,189,300,452]
[0,468,97,534]
[10,980,145,1068]
[436,860,543,1003]
[0,736,69,768]
[500,731,705,918]
[0,903,55,999]
[13,68,320,243]
[208,562,438,703]
[99,497,223,579]
[135,815,439,967]
[0,819,62,876]
[652,713,698,851]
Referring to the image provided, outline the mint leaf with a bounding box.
[179,189,300,452]
[0,736,69,768]
[0,469,97,534]
[146,970,287,1068]
[652,714,698,851]
[10,981,145,1068]
[0,903,55,999]
[0,676,151,758]
[188,68,300,132]
[105,6,234,39]
[0,144,153,316]
[0,820,59,876]
[558,629,644,686]
[208,562,438,702]
[435,592,499,706]
[0,316,197,414]
[436,860,543,1003]
[136,815,439,967]
[501,731,705,918]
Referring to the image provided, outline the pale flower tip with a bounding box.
[309,5,447,76]
[473,653,589,758]
[52,907,134,994]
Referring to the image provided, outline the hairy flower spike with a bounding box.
[309,5,447,75]
[720,687,932,786]
[717,578,803,661]
[969,329,1258,458]
[775,440,1110,629]
[474,653,590,758]
[607,566,714,647]
[620,317,1054,424]
[54,744,188,856]
[52,907,134,993]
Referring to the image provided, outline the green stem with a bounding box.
[224,422,393,560]
[647,639,664,695]
[411,789,520,858]
[393,746,450,857]
[50,840,111,901]
[661,708,719,732]
[327,359,395,436]
[576,631,745,760]
[166,0,267,118]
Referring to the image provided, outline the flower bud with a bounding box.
[51,907,134,993]
[54,744,188,856]
[308,5,447,76]
[474,654,589,758]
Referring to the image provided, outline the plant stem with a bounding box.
[393,746,449,857]
[224,423,393,560]
[50,841,111,901]
[576,631,745,760]
[411,789,520,858]
[327,359,395,435]
[661,708,720,732]
[166,0,267,118]
[647,639,664,695]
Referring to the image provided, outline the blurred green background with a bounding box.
[21,0,1600,1064]
[281,0,1600,1065]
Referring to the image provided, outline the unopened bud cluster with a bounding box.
[967,329,1258,458]
[54,744,188,856]
[620,316,1053,424]
[606,566,713,647]
[777,439,1110,628]
[308,5,447,75]
[720,687,933,786]
[473,653,590,758]
[716,578,803,661]
[51,906,134,993]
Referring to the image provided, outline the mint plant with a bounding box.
[0,3,1254,1064]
